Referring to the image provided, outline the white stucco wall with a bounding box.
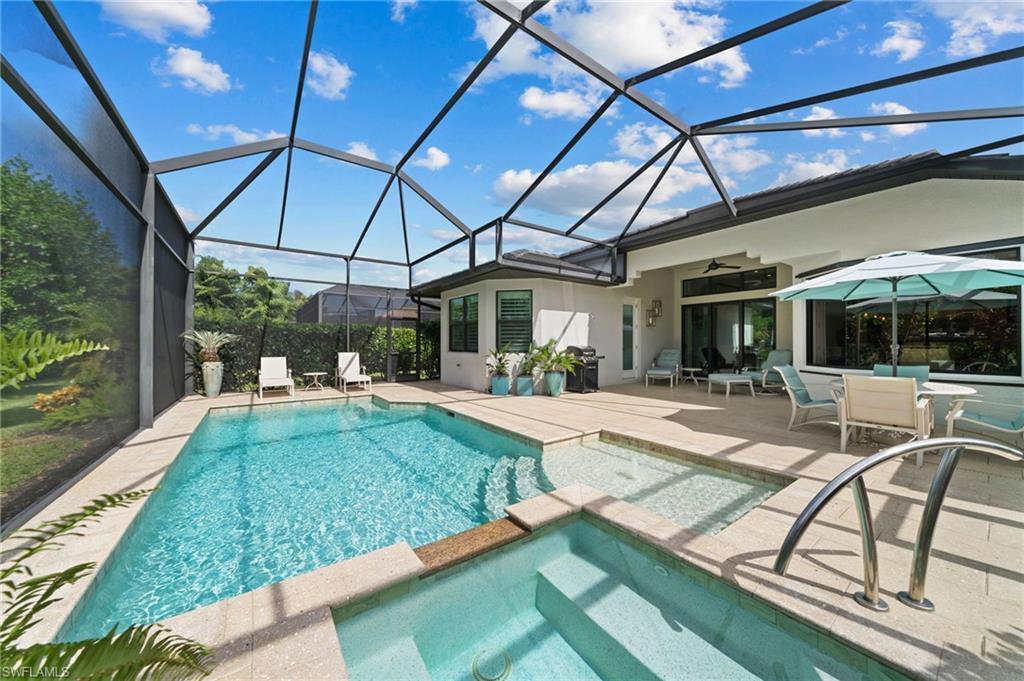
[439,178,1024,406]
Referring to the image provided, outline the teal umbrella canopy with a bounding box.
[774,251,1024,302]
[773,251,1024,375]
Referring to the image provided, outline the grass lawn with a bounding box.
[1,377,85,493]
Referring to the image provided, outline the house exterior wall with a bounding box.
[439,178,1024,407]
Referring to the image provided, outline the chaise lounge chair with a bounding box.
[740,349,793,392]
[337,352,372,393]
[946,400,1024,446]
[646,349,680,387]
[258,357,294,398]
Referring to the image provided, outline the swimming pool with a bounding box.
[61,399,782,641]
[62,400,552,639]
[336,518,907,681]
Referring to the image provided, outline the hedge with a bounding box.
[190,316,439,393]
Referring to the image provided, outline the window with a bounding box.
[496,290,532,352]
[681,299,776,370]
[449,293,478,352]
[682,267,777,298]
[807,247,1021,376]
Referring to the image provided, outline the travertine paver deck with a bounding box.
[6,381,1021,680]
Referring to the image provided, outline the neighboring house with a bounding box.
[296,283,437,325]
[411,152,1024,408]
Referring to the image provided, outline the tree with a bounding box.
[193,257,306,323]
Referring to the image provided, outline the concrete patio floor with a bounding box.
[9,380,1022,680]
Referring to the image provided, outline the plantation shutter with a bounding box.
[496,290,532,353]
[448,294,478,352]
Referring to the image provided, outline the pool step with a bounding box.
[346,635,431,681]
[536,553,760,681]
[513,457,545,501]
[483,457,515,520]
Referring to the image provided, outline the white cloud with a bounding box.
[494,159,712,231]
[775,150,850,185]
[928,1,1024,56]
[155,46,230,94]
[175,205,200,225]
[613,123,676,159]
[186,123,284,144]
[793,27,850,55]
[872,20,925,62]
[390,0,418,23]
[412,146,450,171]
[345,141,378,161]
[101,0,211,42]
[801,106,845,138]
[860,131,877,142]
[869,101,927,136]
[519,86,600,120]
[306,51,354,100]
[464,1,750,121]
[613,124,770,175]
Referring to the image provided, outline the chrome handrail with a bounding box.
[773,437,1022,612]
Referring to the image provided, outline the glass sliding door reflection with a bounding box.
[681,305,710,371]
[712,303,740,370]
[743,299,776,368]
[682,299,777,373]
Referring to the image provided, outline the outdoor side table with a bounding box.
[302,372,327,391]
[707,373,755,398]
[679,367,705,387]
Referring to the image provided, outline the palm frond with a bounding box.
[4,624,213,681]
[3,491,151,575]
[0,563,94,648]
[0,331,109,390]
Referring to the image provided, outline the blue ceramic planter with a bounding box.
[544,371,564,397]
[491,376,510,396]
[515,376,534,396]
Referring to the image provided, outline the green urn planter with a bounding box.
[544,371,564,397]
[202,361,223,398]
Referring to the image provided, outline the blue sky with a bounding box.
[4,1,1023,288]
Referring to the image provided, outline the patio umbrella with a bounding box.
[773,251,1024,376]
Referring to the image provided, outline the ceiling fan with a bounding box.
[702,258,741,274]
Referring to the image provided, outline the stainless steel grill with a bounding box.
[565,345,603,393]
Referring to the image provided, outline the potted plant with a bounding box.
[182,329,237,398]
[515,344,539,396]
[537,340,578,397]
[486,347,511,396]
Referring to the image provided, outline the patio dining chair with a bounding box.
[839,375,932,465]
[777,365,836,430]
[337,352,372,393]
[740,349,793,392]
[258,357,294,398]
[946,400,1024,446]
[646,349,680,387]
[873,364,930,384]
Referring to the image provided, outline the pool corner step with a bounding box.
[345,635,432,681]
[536,553,758,681]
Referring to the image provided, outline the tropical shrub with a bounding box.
[0,332,108,391]
[0,491,213,679]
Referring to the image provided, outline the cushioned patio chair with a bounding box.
[777,365,836,430]
[646,349,680,387]
[258,357,294,398]
[337,352,372,393]
[873,364,930,384]
[839,375,932,465]
[741,349,793,392]
[946,400,1024,446]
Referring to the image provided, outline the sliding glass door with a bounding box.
[681,299,776,372]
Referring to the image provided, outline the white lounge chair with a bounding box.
[337,352,372,393]
[838,375,932,465]
[258,357,294,398]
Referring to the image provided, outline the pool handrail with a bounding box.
[772,437,1022,612]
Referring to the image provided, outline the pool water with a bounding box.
[62,400,553,639]
[336,519,907,681]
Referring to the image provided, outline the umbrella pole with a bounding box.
[890,278,899,376]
